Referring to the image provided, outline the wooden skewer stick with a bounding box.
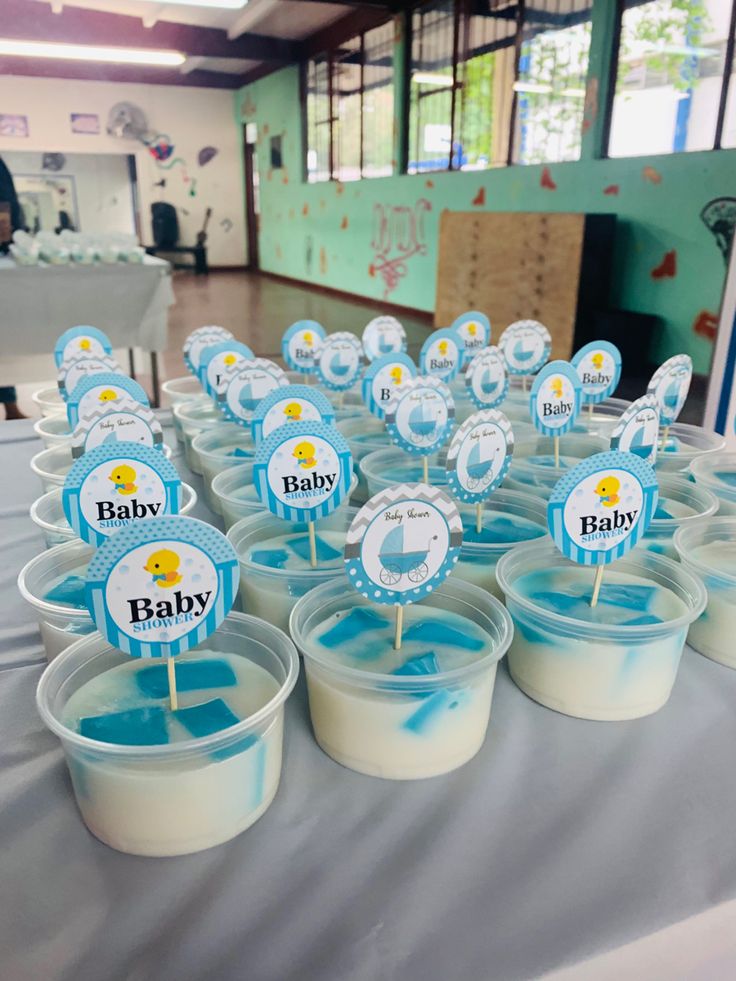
[422,456,429,484]
[588,402,594,420]
[394,604,404,651]
[554,434,560,469]
[167,655,178,711]
[660,424,670,450]
[476,502,483,535]
[591,565,605,608]
[308,520,317,568]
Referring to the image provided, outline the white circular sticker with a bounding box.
[80,459,168,533]
[205,348,250,396]
[368,359,413,414]
[386,379,454,454]
[75,381,135,420]
[261,396,324,439]
[647,355,692,427]
[499,320,551,375]
[316,333,363,390]
[420,329,464,382]
[183,326,232,373]
[610,396,660,465]
[59,355,119,397]
[223,361,287,422]
[264,432,341,511]
[446,411,513,503]
[465,347,508,409]
[533,372,578,431]
[562,468,644,553]
[282,322,325,372]
[362,316,407,361]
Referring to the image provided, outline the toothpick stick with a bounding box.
[522,375,527,393]
[308,520,317,568]
[661,424,670,450]
[422,456,429,483]
[588,402,594,420]
[338,390,344,411]
[394,604,404,650]
[591,565,604,608]
[476,502,482,535]
[554,434,560,469]
[167,655,178,711]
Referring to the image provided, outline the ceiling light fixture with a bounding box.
[413,71,454,88]
[0,39,185,66]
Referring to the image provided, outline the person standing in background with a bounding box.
[0,155,27,420]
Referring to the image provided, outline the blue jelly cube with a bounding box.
[654,502,675,520]
[250,548,289,570]
[287,534,342,563]
[136,659,237,699]
[80,706,169,746]
[392,652,440,677]
[596,584,657,613]
[402,621,485,651]
[623,614,664,626]
[44,575,88,609]
[528,590,588,616]
[402,689,454,734]
[230,447,252,458]
[174,698,240,739]
[319,606,391,648]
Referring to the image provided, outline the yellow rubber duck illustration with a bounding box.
[303,331,314,349]
[591,352,604,370]
[79,337,92,352]
[284,401,303,421]
[98,388,118,403]
[551,377,563,398]
[389,365,403,386]
[293,441,317,469]
[109,465,137,496]
[144,549,183,588]
[467,322,477,337]
[438,340,449,356]
[595,476,620,508]
[223,352,237,367]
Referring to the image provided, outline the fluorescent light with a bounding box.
[413,71,454,88]
[561,87,586,98]
[0,39,185,66]
[513,81,552,94]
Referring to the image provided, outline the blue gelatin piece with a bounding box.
[175,698,240,739]
[136,659,237,699]
[250,547,289,570]
[319,606,391,648]
[402,689,454,734]
[402,621,484,651]
[715,470,736,488]
[514,616,554,646]
[230,447,252,458]
[645,542,667,555]
[623,614,664,626]
[528,590,588,616]
[44,575,88,609]
[596,583,657,613]
[654,502,675,520]
[287,534,342,563]
[463,515,543,545]
[80,706,169,746]
[392,652,440,677]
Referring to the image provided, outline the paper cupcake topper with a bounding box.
[361,352,417,419]
[250,384,335,444]
[54,326,112,369]
[281,320,326,373]
[385,377,455,457]
[610,395,660,466]
[315,332,364,391]
[219,358,288,425]
[344,484,462,605]
[446,410,514,504]
[499,320,551,376]
[86,516,239,659]
[465,346,508,409]
[451,311,490,358]
[66,373,149,427]
[530,360,582,437]
[71,398,164,459]
[183,325,232,375]
[58,353,120,401]
[571,341,622,404]
[253,421,352,523]
[362,315,407,361]
[62,442,182,546]
[420,328,464,383]
[647,354,692,427]
[547,451,658,565]
[198,340,255,397]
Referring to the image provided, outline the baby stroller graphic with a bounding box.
[627,423,655,460]
[512,338,535,364]
[407,401,438,445]
[479,367,500,397]
[329,352,350,378]
[378,335,395,355]
[465,440,494,489]
[662,378,682,414]
[238,381,262,413]
[378,525,436,586]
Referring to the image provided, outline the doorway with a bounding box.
[243,123,260,271]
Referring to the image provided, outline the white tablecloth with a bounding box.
[0,255,174,353]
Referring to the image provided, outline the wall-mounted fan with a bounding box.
[106,102,149,142]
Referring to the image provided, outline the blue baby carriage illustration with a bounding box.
[479,368,500,396]
[238,381,262,413]
[662,378,682,413]
[378,336,395,355]
[627,423,655,460]
[407,401,438,445]
[512,337,534,363]
[465,440,494,489]
[378,525,436,586]
[329,352,350,377]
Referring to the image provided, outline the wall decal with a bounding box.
[472,187,486,206]
[198,146,218,167]
[282,174,289,185]
[369,198,431,299]
[651,249,677,279]
[220,218,233,233]
[153,178,166,189]
[336,183,345,195]
[700,197,736,262]
[288,208,295,220]
[642,166,662,184]
[241,92,256,118]
[340,216,348,230]
[263,124,270,136]
[305,235,314,275]
[540,167,557,190]
[426,179,434,189]
[276,244,283,259]
[319,246,328,275]
[42,153,66,172]
[302,204,309,217]
[693,310,718,341]
[70,113,100,135]
[320,200,326,210]
[603,184,619,195]
[582,77,598,134]
[0,114,29,138]
[270,135,283,169]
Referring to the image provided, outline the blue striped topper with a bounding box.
[547,451,659,566]
[647,354,693,427]
[86,516,239,659]
[253,421,352,523]
[57,353,120,402]
[571,341,622,405]
[530,360,582,438]
[361,352,417,419]
[498,320,551,376]
[315,332,365,391]
[385,376,455,457]
[451,311,491,359]
[445,409,514,505]
[198,340,255,398]
[66,372,149,427]
[250,384,335,444]
[420,328,464,383]
[281,320,326,373]
[54,326,112,369]
[182,325,232,376]
[465,346,508,409]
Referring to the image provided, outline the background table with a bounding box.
[2,419,736,981]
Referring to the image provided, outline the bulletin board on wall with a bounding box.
[435,211,604,360]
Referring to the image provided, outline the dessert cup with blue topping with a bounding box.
[162,374,204,443]
[337,416,392,505]
[290,577,513,779]
[35,612,298,856]
[690,451,736,516]
[496,540,705,720]
[191,424,256,512]
[360,447,450,499]
[504,434,608,501]
[637,475,717,560]
[172,397,222,474]
[654,423,724,475]
[31,443,174,495]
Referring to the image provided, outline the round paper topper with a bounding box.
[250,384,335,444]
[420,328,464,383]
[465,346,508,409]
[85,516,239,659]
[385,376,455,457]
[62,442,182,546]
[54,326,112,369]
[253,421,352,522]
[315,332,364,391]
[219,358,288,425]
[609,395,660,466]
[499,320,551,376]
[66,372,149,427]
[445,410,514,504]
[71,398,164,459]
[344,484,463,605]
[547,451,659,566]
[530,360,582,437]
[362,315,407,361]
[281,320,326,373]
[198,340,255,397]
[361,352,417,419]
[58,353,120,401]
[451,311,490,358]
[183,325,233,375]
[571,341,622,405]
[647,354,692,427]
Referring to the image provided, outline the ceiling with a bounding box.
[0,0,399,89]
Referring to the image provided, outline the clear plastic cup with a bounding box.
[162,375,205,443]
[638,474,717,560]
[34,413,72,450]
[337,416,392,504]
[331,390,364,421]
[290,577,513,779]
[655,423,725,475]
[572,397,630,438]
[30,443,173,495]
[32,386,66,417]
[228,507,358,632]
[17,540,96,661]
[210,461,257,531]
[35,612,299,856]
[30,483,198,549]
[454,488,548,599]
[191,425,256,513]
[496,540,706,721]
[504,434,608,500]
[674,518,736,670]
[172,397,222,474]
[360,447,450,499]
[690,451,736,516]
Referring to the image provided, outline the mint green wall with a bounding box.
[237,62,734,375]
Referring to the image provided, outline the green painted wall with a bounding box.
[237,64,734,375]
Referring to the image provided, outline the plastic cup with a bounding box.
[453,488,548,599]
[573,397,630,438]
[655,423,725,475]
[503,434,608,500]
[496,540,706,721]
[290,577,513,779]
[210,461,258,530]
[337,415,392,504]
[674,518,736,670]
[191,425,256,512]
[172,397,223,474]
[30,483,198,549]
[35,612,299,856]
[331,390,365,421]
[690,451,736,516]
[360,447,450,499]
[162,375,205,442]
[228,507,358,632]
[30,443,173,495]
[638,474,717,560]
[32,386,66,417]
[17,540,96,661]
[34,413,72,450]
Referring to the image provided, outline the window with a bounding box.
[306,21,395,182]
